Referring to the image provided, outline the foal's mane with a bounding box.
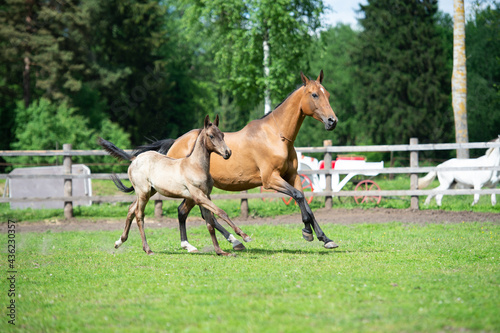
[185,128,204,158]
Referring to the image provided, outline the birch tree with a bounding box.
[452,0,469,158]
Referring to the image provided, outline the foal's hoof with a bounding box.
[324,241,339,249]
[188,249,199,253]
[217,251,234,257]
[114,239,123,249]
[146,250,155,255]
[243,236,252,243]
[233,242,246,251]
[302,230,314,242]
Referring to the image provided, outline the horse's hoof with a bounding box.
[243,236,252,243]
[324,241,339,249]
[188,249,199,253]
[233,243,246,251]
[147,251,154,255]
[302,230,314,242]
[115,240,123,249]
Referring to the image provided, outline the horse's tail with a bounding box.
[98,137,134,161]
[418,171,437,189]
[133,138,176,157]
[110,174,135,193]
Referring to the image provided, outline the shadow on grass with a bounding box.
[151,247,386,256]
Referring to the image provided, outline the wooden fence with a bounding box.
[1,138,500,218]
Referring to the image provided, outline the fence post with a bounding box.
[154,200,163,218]
[410,138,419,210]
[240,191,249,219]
[324,140,333,209]
[63,143,73,219]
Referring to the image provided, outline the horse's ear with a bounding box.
[300,72,309,86]
[204,115,210,128]
[317,70,324,84]
[214,114,220,127]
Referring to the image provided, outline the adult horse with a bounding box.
[135,71,339,250]
[418,136,500,206]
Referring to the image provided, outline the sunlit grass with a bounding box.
[3,222,499,332]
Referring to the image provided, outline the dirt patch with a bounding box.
[2,208,499,234]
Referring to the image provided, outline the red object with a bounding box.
[319,160,336,169]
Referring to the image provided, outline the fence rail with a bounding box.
[2,138,500,217]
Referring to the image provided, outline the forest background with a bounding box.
[1,0,499,170]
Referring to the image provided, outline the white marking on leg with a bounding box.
[228,234,238,243]
[181,241,198,253]
[115,239,123,248]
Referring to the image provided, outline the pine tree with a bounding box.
[353,0,452,145]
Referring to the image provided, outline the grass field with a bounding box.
[1,175,500,222]
[1,222,499,332]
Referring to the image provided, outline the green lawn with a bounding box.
[1,175,499,222]
[1,222,498,332]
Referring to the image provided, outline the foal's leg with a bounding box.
[178,199,198,253]
[135,194,153,255]
[189,188,251,243]
[266,171,338,249]
[200,207,247,250]
[115,199,137,249]
[205,218,231,256]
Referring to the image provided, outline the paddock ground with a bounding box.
[3,207,499,234]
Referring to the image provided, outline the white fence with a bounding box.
[1,138,499,217]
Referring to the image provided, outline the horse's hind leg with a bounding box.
[115,199,137,249]
[200,207,246,251]
[178,199,198,253]
[135,195,153,255]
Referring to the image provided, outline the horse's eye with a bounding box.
[209,135,214,139]
[312,93,319,98]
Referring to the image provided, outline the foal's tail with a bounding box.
[110,174,135,193]
[97,137,134,161]
[418,171,437,189]
[133,138,176,157]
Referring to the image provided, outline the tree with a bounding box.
[303,24,359,148]
[352,0,452,146]
[6,98,130,172]
[452,0,469,158]
[466,2,500,144]
[182,0,324,128]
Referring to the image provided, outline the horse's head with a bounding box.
[299,70,338,131]
[203,115,231,159]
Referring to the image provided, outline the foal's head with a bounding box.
[202,115,231,160]
[299,70,338,131]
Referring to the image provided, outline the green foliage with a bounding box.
[182,0,324,127]
[352,0,452,145]
[8,222,500,331]
[466,2,500,142]
[6,98,130,172]
[301,24,360,148]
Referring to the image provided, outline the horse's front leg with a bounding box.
[265,171,338,249]
[200,207,247,250]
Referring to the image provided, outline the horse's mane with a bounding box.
[485,137,500,157]
[259,85,304,119]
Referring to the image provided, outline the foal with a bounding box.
[99,115,251,256]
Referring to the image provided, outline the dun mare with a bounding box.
[99,115,251,256]
[418,136,500,206]
[133,71,339,251]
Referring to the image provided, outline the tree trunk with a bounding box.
[452,0,469,158]
[263,30,271,114]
